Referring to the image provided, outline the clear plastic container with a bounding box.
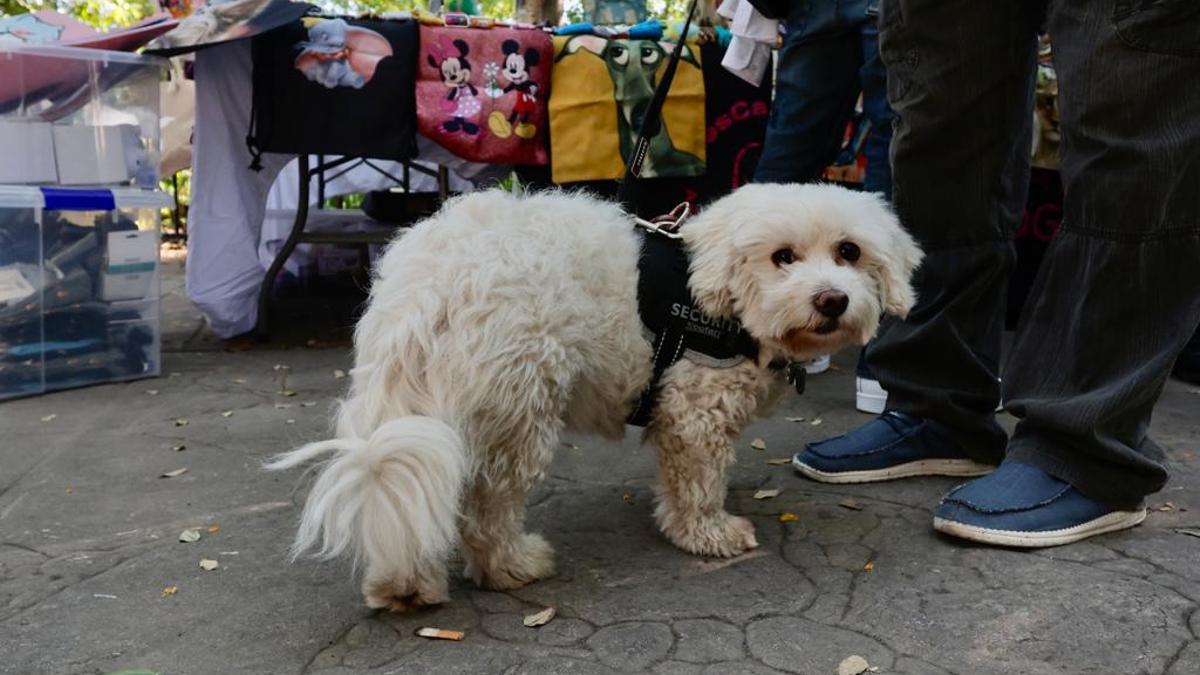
[0,185,169,400]
[0,46,165,187]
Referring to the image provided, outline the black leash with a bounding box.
[616,0,700,211]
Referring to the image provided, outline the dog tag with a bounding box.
[786,362,806,396]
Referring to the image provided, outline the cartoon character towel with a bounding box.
[415,25,553,166]
[248,16,418,163]
[549,34,705,184]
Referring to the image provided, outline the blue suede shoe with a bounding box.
[793,411,996,484]
[933,462,1147,547]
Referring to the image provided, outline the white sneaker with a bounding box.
[803,355,831,375]
[856,377,888,414]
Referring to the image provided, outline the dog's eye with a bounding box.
[837,241,861,263]
[610,45,629,66]
[771,248,795,266]
[642,46,660,65]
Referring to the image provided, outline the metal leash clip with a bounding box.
[634,202,691,240]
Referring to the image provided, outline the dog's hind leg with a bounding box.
[648,360,775,558]
[458,409,563,590]
[457,359,568,590]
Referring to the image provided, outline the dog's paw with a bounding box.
[664,513,759,558]
[467,533,556,591]
[362,567,450,613]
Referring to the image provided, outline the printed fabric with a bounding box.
[416,25,553,166]
[248,16,419,163]
[549,34,706,183]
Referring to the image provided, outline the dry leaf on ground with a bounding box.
[523,607,556,627]
[286,419,296,424]
[173,418,189,427]
[179,529,201,543]
[1175,528,1200,538]
[810,418,824,426]
[754,489,781,500]
[232,378,247,384]
[839,498,864,511]
[416,627,464,641]
[767,458,792,466]
[207,524,220,534]
[199,559,219,571]
[274,403,292,410]
[146,389,159,395]
[278,389,298,397]
[221,411,233,418]
[300,401,317,407]
[1154,502,1177,512]
[161,586,178,597]
[863,561,875,572]
[785,416,806,422]
[779,512,799,523]
[40,414,56,422]
[161,468,188,478]
[172,444,186,452]
[334,369,347,379]
[750,438,767,450]
[622,493,634,505]
[837,655,870,675]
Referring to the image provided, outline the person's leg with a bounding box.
[752,1,863,184]
[935,0,1200,546]
[795,0,1045,483]
[865,0,1044,459]
[1174,324,1200,385]
[853,2,897,414]
[857,2,894,200]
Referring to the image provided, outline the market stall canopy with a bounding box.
[0,10,176,51]
[144,0,315,57]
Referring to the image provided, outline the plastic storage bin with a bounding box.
[0,46,165,187]
[0,185,169,400]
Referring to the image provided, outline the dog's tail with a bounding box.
[266,416,468,583]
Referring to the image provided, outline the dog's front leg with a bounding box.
[647,360,767,558]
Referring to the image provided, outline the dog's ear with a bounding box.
[683,200,740,319]
[869,213,923,319]
[561,35,607,59]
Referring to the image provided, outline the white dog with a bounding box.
[268,184,921,611]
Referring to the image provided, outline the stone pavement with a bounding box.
[2,258,1199,675]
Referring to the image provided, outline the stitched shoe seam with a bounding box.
[942,483,1075,514]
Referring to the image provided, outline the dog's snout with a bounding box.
[813,290,849,318]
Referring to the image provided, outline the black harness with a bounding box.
[626,207,805,427]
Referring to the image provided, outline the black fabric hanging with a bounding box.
[247,16,419,168]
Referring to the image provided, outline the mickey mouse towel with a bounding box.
[416,25,553,166]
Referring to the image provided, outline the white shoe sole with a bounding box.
[933,509,1147,548]
[853,378,1004,413]
[855,377,887,414]
[804,355,831,375]
[793,456,996,484]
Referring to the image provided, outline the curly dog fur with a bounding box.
[268,183,921,610]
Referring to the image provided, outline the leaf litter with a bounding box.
[523,607,556,627]
[754,489,781,500]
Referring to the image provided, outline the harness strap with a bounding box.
[616,0,700,211]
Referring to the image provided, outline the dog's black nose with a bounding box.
[813,290,849,318]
